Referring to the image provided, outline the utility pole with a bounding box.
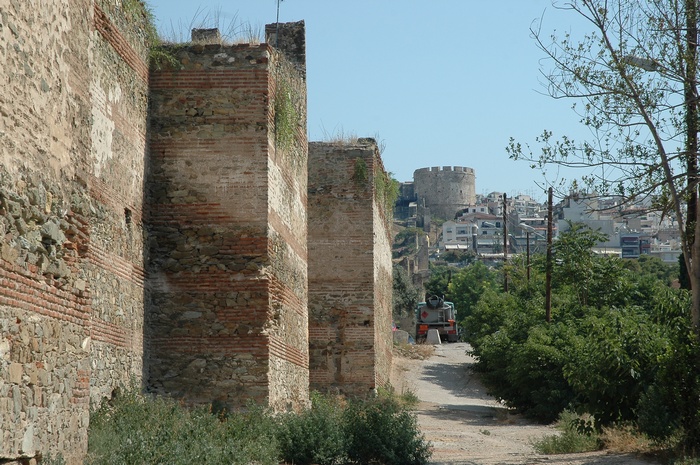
[545,187,553,322]
[503,193,508,292]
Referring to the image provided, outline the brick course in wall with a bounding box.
[308,140,393,397]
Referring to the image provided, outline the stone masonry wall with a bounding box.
[372,177,393,389]
[308,140,393,396]
[147,25,308,412]
[0,1,150,463]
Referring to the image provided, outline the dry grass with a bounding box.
[318,126,387,154]
[600,424,655,454]
[394,342,435,360]
[160,6,263,45]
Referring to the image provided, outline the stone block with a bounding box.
[393,329,409,345]
[9,362,23,384]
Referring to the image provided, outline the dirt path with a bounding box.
[391,342,660,465]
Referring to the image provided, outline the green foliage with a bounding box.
[532,410,601,454]
[424,265,452,301]
[40,454,66,465]
[634,295,700,454]
[552,222,610,306]
[272,60,305,168]
[468,302,574,423]
[462,287,521,353]
[274,72,301,153]
[343,393,431,465]
[375,170,400,220]
[441,249,473,264]
[392,227,421,258]
[393,265,421,319]
[86,389,279,465]
[276,390,430,465]
[562,307,672,426]
[121,1,180,70]
[460,219,700,440]
[87,388,431,465]
[276,392,348,465]
[623,254,677,286]
[448,261,498,323]
[353,157,368,184]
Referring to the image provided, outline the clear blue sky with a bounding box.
[147,0,593,202]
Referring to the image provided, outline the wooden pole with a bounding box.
[545,187,553,322]
[503,193,508,292]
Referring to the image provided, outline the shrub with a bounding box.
[532,410,601,454]
[344,393,431,465]
[87,388,431,465]
[85,389,278,465]
[562,307,671,426]
[276,392,348,465]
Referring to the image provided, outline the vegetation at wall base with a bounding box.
[86,389,279,465]
[86,387,431,465]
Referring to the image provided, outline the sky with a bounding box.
[147,0,595,202]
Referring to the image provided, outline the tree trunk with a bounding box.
[686,0,700,330]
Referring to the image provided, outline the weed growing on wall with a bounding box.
[375,168,400,221]
[121,0,180,69]
[353,157,369,185]
[273,63,304,160]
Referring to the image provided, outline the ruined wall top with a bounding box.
[266,21,306,79]
[191,28,221,44]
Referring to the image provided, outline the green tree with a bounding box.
[392,227,422,259]
[623,253,677,285]
[423,265,452,301]
[447,261,498,324]
[552,222,609,307]
[507,0,700,329]
[393,265,420,319]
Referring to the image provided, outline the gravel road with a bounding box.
[391,342,660,465]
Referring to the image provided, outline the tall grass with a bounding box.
[159,6,262,45]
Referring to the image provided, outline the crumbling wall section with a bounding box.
[308,139,393,397]
[0,1,150,463]
[147,28,308,412]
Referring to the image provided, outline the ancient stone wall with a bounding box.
[308,140,393,396]
[0,1,150,463]
[413,166,476,220]
[147,25,309,412]
[1,2,392,460]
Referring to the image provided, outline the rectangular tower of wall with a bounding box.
[308,139,393,396]
[0,1,150,463]
[147,24,309,412]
